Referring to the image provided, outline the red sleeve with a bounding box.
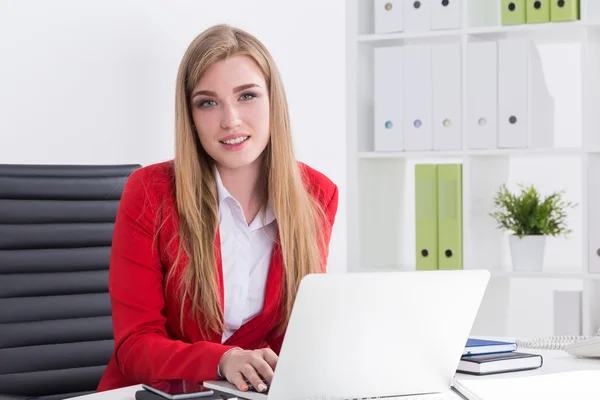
[265,183,339,354]
[320,184,339,272]
[109,167,237,383]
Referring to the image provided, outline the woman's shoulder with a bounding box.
[133,159,174,179]
[298,161,338,207]
[122,160,175,201]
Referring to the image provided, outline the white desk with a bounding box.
[69,347,600,400]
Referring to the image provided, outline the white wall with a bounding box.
[0,0,347,273]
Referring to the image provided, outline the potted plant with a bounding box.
[489,183,576,272]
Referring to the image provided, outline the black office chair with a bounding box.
[0,164,141,400]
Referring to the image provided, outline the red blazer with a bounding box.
[97,160,339,391]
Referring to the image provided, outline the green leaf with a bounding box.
[488,183,576,238]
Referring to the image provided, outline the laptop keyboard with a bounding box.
[246,383,269,394]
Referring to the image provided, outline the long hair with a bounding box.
[170,24,328,337]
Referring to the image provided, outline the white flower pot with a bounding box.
[509,235,546,272]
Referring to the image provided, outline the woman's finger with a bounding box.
[260,348,279,370]
[229,371,248,392]
[250,356,275,384]
[242,364,268,393]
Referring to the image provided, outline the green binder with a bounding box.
[550,0,579,21]
[502,0,526,25]
[437,164,462,270]
[415,164,438,271]
[527,0,550,23]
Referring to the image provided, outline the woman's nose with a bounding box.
[221,104,242,129]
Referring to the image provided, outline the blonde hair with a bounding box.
[170,24,328,337]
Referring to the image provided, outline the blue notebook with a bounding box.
[463,338,517,356]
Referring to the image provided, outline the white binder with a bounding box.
[404,0,430,32]
[374,46,404,152]
[432,43,462,150]
[497,39,555,149]
[467,41,497,149]
[589,156,600,273]
[403,45,432,151]
[431,0,461,30]
[498,39,528,149]
[374,0,404,34]
[528,41,555,148]
[585,0,600,23]
[553,290,582,336]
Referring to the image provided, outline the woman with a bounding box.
[96,24,339,393]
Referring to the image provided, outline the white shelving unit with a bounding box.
[345,0,600,338]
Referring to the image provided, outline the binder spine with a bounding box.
[415,164,439,271]
[438,164,463,270]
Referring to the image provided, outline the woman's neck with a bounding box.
[216,158,266,224]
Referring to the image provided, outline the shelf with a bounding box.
[350,0,600,340]
[352,265,600,281]
[357,21,600,44]
[353,264,414,273]
[467,20,594,36]
[358,150,463,159]
[489,269,600,280]
[466,147,584,157]
[357,29,463,43]
[358,147,584,159]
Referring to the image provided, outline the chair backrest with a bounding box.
[0,164,141,400]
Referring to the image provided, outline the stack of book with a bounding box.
[458,338,543,376]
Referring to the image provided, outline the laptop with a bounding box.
[203,269,490,400]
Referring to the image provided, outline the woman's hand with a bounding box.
[218,348,278,392]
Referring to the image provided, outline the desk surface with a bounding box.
[71,345,600,400]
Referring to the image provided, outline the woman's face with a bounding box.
[190,54,270,172]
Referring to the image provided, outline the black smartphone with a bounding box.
[141,380,214,400]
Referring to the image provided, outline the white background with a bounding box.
[0,0,347,273]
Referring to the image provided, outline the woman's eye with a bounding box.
[197,100,216,108]
[240,92,257,101]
